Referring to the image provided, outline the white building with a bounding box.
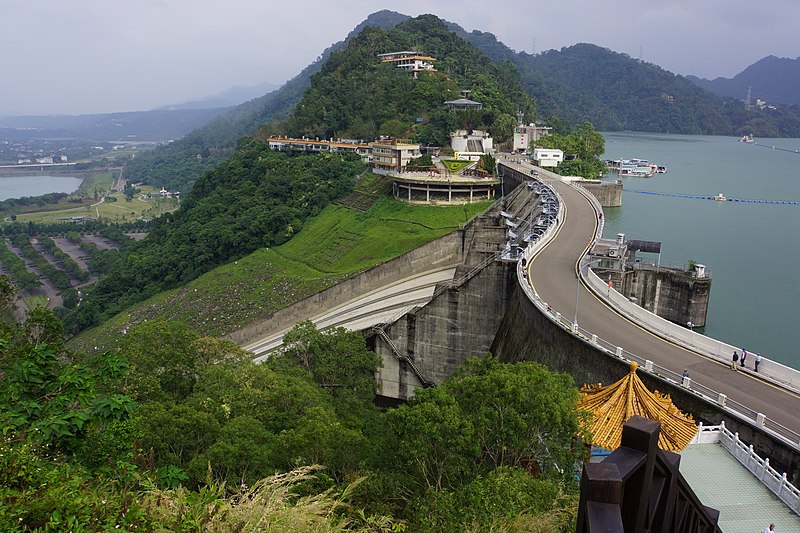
[377,51,437,78]
[533,148,563,167]
[451,129,493,161]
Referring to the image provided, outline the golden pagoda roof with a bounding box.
[578,361,698,452]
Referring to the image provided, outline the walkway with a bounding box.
[514,159,800,439]
[680,443,800,532]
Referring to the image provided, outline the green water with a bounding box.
[601,132,800,369]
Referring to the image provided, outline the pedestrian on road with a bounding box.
[755,353,763,373]
[731,351,739,371]
[682,368,689,379]
[741,348,748,368]
[764,523,775,533]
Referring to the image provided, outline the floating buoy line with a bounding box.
[625,189,799,205]
[747,141,800,155]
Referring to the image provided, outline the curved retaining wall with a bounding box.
[227,229,466,346]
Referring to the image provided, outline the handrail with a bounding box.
[371,325,434,388]
[511,164,800,452]
[696,422,800,514]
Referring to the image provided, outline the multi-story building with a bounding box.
[368,140,421,174]
[377,51,437,78]
[513,123,552,152]
[266,137,371,160]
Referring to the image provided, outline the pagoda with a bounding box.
[579,361,698,452]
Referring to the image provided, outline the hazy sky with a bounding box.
[2,0,797,116]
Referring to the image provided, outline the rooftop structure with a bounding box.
[444,97,483,111]
[579,361,698,452]
[681,423,800,532]
[577,416,722,532]
[377,51,436,78]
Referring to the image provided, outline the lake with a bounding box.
[0,175,83,201]
[601,132,800,370]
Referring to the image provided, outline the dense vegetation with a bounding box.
[273,15,533,147]
[62,140,366,334]
[534,122,606,179]
[455,34,800,137]
[0,296,586,531]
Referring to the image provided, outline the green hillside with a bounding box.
[69,197,489,354]
[62,14,528,337]
[449,26,800,136]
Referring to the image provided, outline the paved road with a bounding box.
[247,267,457,362]
[516,161,800,437]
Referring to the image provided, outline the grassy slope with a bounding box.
[69,197,491,353]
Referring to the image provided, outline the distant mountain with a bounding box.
[0,108,230,142]
[686,56,800,106]
[156,81,280,110]
[125,9,409,192]
[446,26,800,137]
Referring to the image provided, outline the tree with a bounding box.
[271,321,382,404]
[445,355,588,475]
[384,355,587,492]
[115,321,249,402]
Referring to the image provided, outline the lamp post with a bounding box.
[573,258,605,331]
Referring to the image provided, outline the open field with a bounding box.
[9,185,179,224]
[68,197,492,353]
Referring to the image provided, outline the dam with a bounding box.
[235,158,800,483]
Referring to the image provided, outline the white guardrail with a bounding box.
[694,422,800,514]
[513,165,800,452]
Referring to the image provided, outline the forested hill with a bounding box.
[270,15,533,146]
[63,15,530,335]
[448,27,800,137]
[686,55,800,106]
[123,10,408,193]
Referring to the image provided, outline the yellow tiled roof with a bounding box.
[579,361,698,452]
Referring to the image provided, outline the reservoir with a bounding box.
[601,132,800,370]
[0,175,83,201]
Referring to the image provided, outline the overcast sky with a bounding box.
[2,0,797,116]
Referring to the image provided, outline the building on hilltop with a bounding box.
[377,51,437,78]
[368,139,422,174]
[266,136,371,161]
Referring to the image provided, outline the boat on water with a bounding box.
[713,193,727,201]
[606,158,664,177]
[739,134,754,143]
